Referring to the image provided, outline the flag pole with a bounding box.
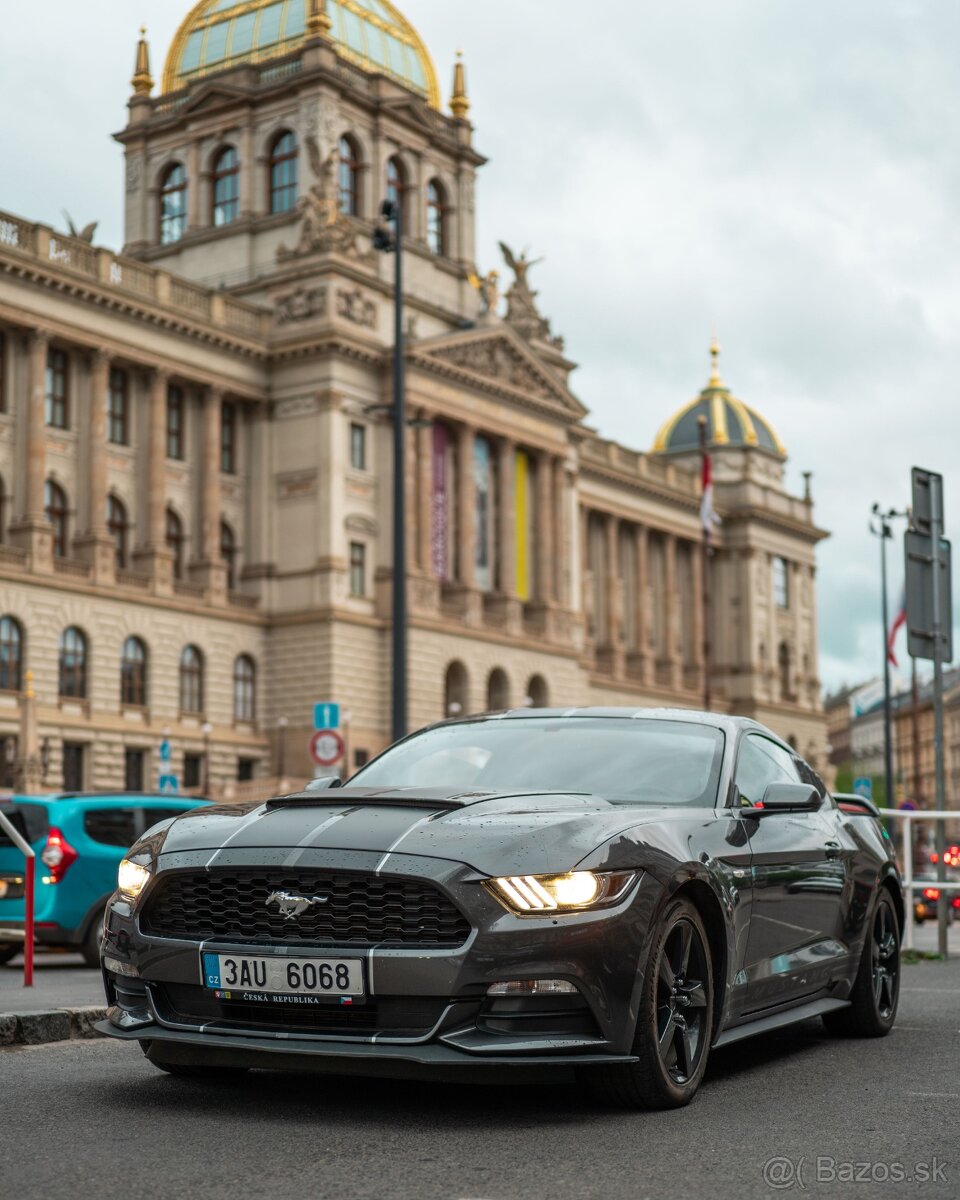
[698,414,712,712]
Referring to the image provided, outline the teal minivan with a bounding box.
[0,793,209,966]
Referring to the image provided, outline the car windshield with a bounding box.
[349,718,725,807]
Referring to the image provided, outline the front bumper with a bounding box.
[100,846,664,1073]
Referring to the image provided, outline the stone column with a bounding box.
[664,532,682,689]
[133,368,173,591]
[606,515,624,676]
[553,457,567,609]
[457,424,476,588]
[635,525,652,684]
[496,437,520,634]
[416,416,434,574]
[690,538,705,694]
[240,121,255,218]
[535,451,554,604]
[9,330,52,568]
[192,386,226,600]
[73,348,115,581]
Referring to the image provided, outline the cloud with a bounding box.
[2,0,959,690]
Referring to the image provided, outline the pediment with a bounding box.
[410,326,587,420]
[176,83,250,118]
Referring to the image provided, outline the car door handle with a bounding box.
[824,841,842,858]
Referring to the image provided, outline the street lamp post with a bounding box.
[870,504,907,808]
[374,198,406,744]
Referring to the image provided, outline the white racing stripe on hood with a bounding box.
[282,810,355,870]
[374,815,435,875]
[202,805,277,870]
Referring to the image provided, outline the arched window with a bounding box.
[160,163,188,244]
[443,660,469,718]
[59,627,87,699]
[269,130,298,214]
[44,479,68,558]
[180,645,204,714]
[121,636,148,707]
[233,654,256,721]
[0,616,23,691]
[526,674,549,708]
[486,668,510,711]
[778,642,791,702]
[220,520,237,591]
[212,146,239,226]
[386,156,408,232]
[426,179,447,255]
[107,494,128,572]
[338,135,361,217]
[166,508,185,580]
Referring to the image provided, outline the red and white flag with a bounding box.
[700,446,718,536]
[887,585,906,667]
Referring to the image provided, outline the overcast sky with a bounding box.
[3,0,959,695]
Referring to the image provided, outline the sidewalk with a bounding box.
[0,952,105,1009]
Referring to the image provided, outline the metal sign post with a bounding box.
[906,468,951,958]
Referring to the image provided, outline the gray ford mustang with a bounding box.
[98,709,903,1109]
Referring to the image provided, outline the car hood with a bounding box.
[155,787,688,876]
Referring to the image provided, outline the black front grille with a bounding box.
[153,984,447,1037]
[141,870,471,948]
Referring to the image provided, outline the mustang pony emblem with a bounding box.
[265,890,329,919]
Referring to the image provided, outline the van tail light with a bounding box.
[922,887,940,901]
[40,828,78,883]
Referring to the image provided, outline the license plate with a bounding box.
[201,952,364,1003]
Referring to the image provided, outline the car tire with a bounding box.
[139,1041,250,1078]
[592,896,714,1110]
[823,889,900,1038]
[81,921,102,969]
[0,944,20,965]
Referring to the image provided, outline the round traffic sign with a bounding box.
[309,729,344,768]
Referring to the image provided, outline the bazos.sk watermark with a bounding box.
[762,1155,948,1189]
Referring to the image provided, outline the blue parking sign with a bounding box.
[159,774,179,794]
[853,777,873,801]
[314,702,340,730]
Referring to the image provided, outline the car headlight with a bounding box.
[485,870,638,915]
[117,858,152,900]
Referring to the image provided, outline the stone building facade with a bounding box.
[0,0,827,793]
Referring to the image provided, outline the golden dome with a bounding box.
[163,0,440,107]
[652,341,786,457]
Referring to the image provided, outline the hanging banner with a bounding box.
[432,423,450,580]
[515,449,530,601]
[475,437,492,592]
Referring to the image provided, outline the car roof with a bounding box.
[426,706,774,739]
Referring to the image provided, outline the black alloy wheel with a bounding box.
[591,896,714,1109]
[871,894,899,1020]
[656,916,710,1084]
[823,888,900,1038]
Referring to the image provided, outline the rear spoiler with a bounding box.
[834,793,882,819]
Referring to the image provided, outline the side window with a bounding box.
[794,756,828,801]
[734,734,799,807]
[83,808,140,848]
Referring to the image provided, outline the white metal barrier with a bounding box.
[879,807,960,951]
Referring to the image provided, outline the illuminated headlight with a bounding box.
[117,858,152,900]
[485,870,638,915]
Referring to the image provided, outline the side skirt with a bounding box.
[712,998,851,1049]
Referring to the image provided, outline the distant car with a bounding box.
[99,710,903,1110]
[0,793,210,967]
[912,876,958,925]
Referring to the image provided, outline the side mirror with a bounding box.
[304,775,342,793]
[753,782,822,814]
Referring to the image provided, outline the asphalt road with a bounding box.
[3,959,959,1200]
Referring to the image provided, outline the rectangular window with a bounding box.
[773,556,789,609]
[84,807,139,847]
[354,748,369,769]
[124,749,145,792]
[237,757,256,782]
[183,753,202,790]
[349,422,366,470]
[62,742,85,791]
[45,348,69,428]
[349,541,366,597]
[221,401,237,473]
[108,368,129,445]
[167,385,185,459]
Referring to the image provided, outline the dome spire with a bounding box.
[131,25,153,96]
[307,0,332,38]
[707,331,723,387]
[450,50,470,120]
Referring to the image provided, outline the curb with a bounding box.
[0,1006,108,1046]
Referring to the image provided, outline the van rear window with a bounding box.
[0,804,49,846]
[83,809,140,848]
